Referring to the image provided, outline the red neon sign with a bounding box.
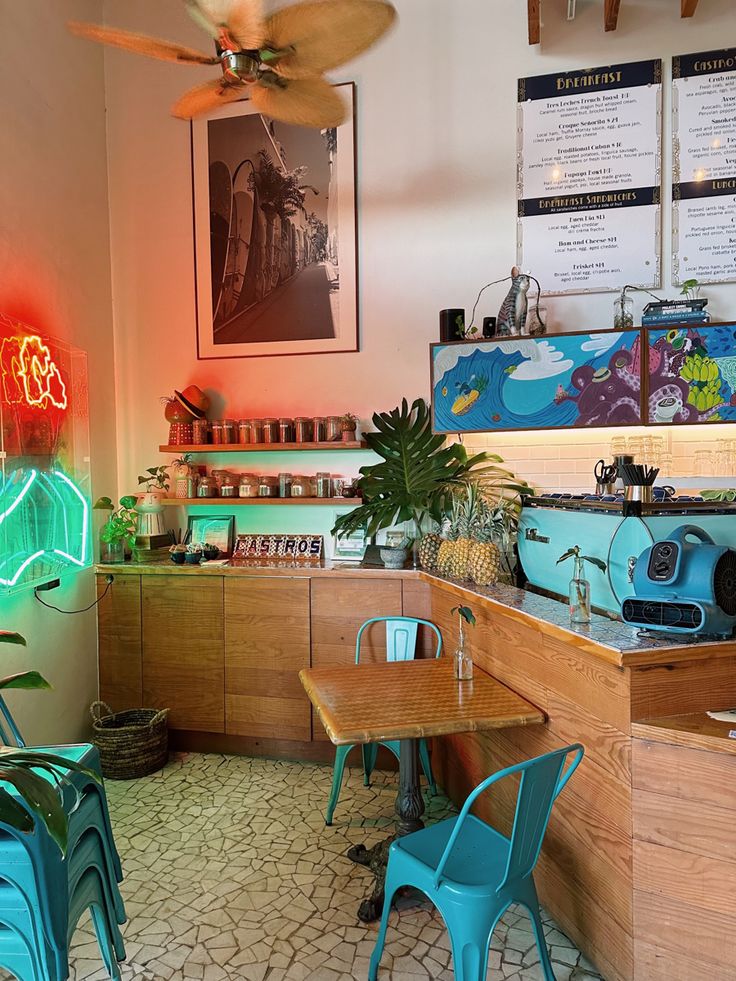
[0,335,67,411]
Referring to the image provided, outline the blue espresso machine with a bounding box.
[518,493,736,618]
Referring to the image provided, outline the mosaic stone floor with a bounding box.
[6,753,606,980]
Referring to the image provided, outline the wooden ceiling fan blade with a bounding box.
[172,78,245,118]
[250,76,347,128]
[265,0,396,79]
[185,0,266,49]
[67,21,219,65]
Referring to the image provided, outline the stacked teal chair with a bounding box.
[0,693,126,978]
[325,616,443,826]
[369,744,585,981]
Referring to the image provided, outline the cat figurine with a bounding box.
[496,267,530,336]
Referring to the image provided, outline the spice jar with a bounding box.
[220,474,237,498]
[291,475,311,497]
[326,416,342,442]
[238,420,251,444]
[294,417,313,443]
[279,418,294,443]
[279,472,293,498]
[239,474,259,498]
[211,421,224,445]
[192,418,210,444]
[197,475,217,498]
[262,418,279,443]
[250,418,264,444]
[258,475,279,497]
[222,419,237,444]
[316,472,332,498]
[312,416,327,442]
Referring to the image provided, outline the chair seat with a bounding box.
[393,814,511,890]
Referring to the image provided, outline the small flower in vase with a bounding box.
[450,605,476,680]
[556,545,607,624]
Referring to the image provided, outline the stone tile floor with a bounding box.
[5,753,606,980]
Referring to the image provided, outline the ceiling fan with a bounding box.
[68,0,396,128]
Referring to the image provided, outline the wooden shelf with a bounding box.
[159,442,367,453]
[161,498,358,506]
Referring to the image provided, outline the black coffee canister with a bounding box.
[482,316,497,338]
[439,308,465,342]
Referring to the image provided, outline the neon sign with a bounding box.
[0,335,67,410]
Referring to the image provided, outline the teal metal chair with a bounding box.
[325,616,442,826]
[369,743,585,981]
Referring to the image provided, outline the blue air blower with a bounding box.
[621,525,736,638]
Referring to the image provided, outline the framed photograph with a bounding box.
[332,529,368,562]
[431,329,644,434]
[191,82,358,359]
[185,515,235,557]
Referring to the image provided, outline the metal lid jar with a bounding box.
[197,475,217,497]
[262,418,279,443]
[258,475,280,497]
[238,474,259,497]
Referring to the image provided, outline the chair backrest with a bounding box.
[432,743,583,890]
[499,744,583,890]
[354,616,443,664]
[0,694,26,748]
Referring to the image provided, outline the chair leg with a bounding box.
[362,744,379,786]
[368,867,402,981]
[325,744,352,826]
[418,739,437,796]
[447,920,494,981]
[89,901,123,980]
[526,902,557,981]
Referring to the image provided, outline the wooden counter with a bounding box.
[96,561,736,980]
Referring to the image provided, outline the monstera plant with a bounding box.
[332,398,524,542]
[0,631,99,854]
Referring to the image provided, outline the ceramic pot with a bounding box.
[170,552,186,564]
[136,491,166,536]
[380,546,408,569]
[184,552,202,565]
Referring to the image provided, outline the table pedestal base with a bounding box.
[347,738,425,922]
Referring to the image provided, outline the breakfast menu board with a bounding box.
[672,48,736,284]
[517,60,662,294]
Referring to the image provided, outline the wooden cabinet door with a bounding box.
[225,578,310,741]
[142,576,224,731]
[310,577,402,741]
[97,574,142,711]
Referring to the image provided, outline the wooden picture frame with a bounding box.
[191,83,358,359]
[431,329,645,434]
[185,514,235,557]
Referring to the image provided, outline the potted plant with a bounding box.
[185,543,203,565]
[340,413,358,442]
[136,465,170,536]
[332,398,502,567]
[0,631,100,855]
[557,545,607,624]
[450,605,475,680]
[172,454,197,499]
[201,542,220,561]
[169,543,187,565]
[94,495,139,563]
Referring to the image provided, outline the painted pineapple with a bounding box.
[417,531,443,571]
[468,499,502,586]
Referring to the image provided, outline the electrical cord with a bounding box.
[34,575,114,614]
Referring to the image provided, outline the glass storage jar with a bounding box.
[312,416,327,442]
[294,418,313,442]
[220,474,237,498]
[291,475,311,497]
[316,472,332,498]
[262,418,279,443]
[279,472,293,497]
[238,419,251,444]
[192,418,210,444]
[250,418,264,443]
[197,475,217,497]
[222,419,237,444]
[279,418,294,443]
[239,474,259,497]
[211,421,224,445]
[326,416,342,442]
[258,475,279,497]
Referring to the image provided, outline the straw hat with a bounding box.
[174,385,209,419]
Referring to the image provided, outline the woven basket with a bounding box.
[90,701,169,780]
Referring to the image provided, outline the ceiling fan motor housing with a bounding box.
[621,524,736,638]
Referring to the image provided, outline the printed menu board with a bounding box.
[517,60,662,294]
[673,48,736,284]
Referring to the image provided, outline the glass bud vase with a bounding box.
[569,557,591,623]
[453,620,474,680]
[100,535,125,564]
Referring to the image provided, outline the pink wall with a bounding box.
[102,0,736,493]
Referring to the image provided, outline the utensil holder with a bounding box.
[624,485,653,503]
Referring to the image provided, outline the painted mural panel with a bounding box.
[646,324,736,424]
[431,331,643,433]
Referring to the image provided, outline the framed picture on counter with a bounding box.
[185,514,235,557]
[431,329,644,434]
[191,82,358,360]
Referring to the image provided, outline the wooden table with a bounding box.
[300,658,545,920]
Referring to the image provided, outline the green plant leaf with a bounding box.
[582,555,608,573]
[93,496,113,511]
[0,765,68,854]
[120,495,138,509]
[451,605,476,627]
[0,671,51,691]
[0,632,26,647]
[556,547,579,565]
[0,787,35,835]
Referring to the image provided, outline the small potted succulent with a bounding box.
[185,543,203,565]
[94,495,139,563]
[340,412,358,442]
[201,542,220,561]
[169,543,187,565]
[172,454,197,499]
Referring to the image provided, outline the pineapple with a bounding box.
[417,531,443,571]
[436,496,462,576]
[447,484,481,581]
[468,499,502,586]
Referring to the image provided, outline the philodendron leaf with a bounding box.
[0,766,68,854]
[93,496,113,510]
[582,555,608,574]
[0,787,35,835]
[0,671,51,691]
[556,547,579,565]
[0,632,26,647]
[451,605,476,627]
[120,495,138,509]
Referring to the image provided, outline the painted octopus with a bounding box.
[554,346,641,426]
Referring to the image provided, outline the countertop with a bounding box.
[632,712,736,756]
[97,560,736,667]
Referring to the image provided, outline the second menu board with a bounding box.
[517,60,662,295]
